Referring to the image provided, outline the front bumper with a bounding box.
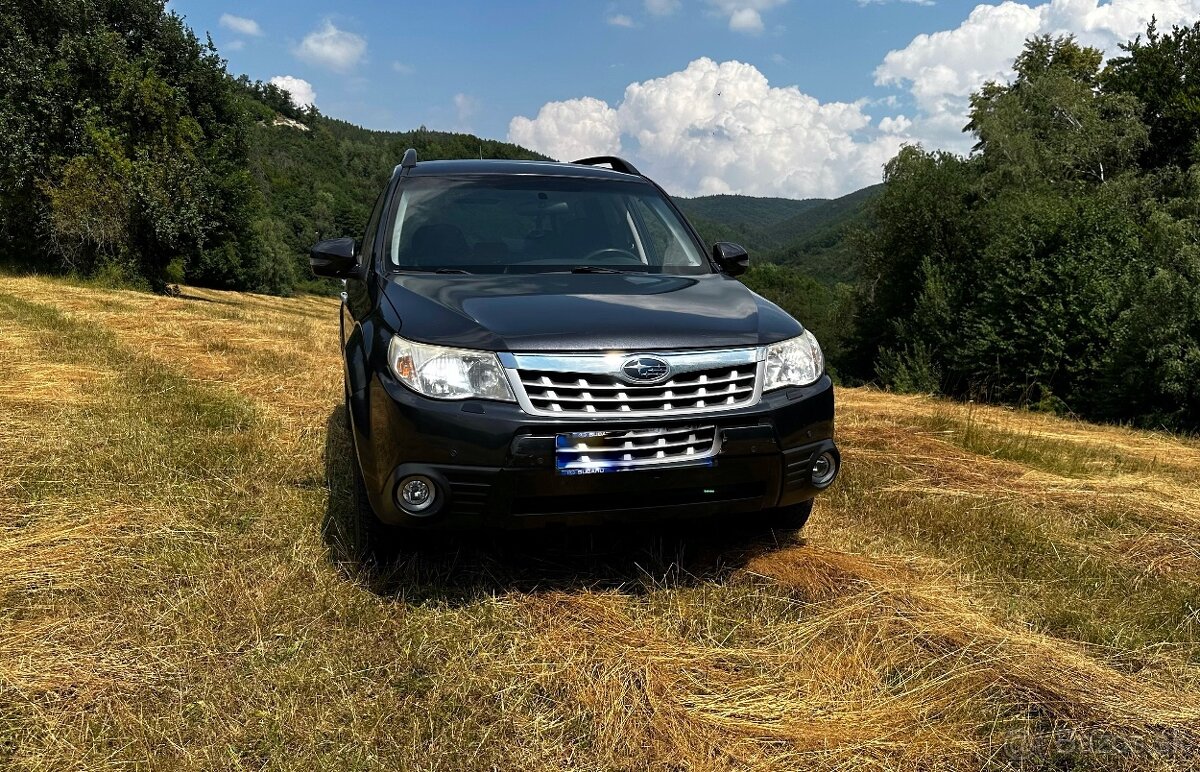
[347,370,838,528]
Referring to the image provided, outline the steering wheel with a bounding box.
[580,247,642,264]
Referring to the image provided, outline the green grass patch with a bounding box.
[919,404,1155,478]
[828,452,1200,655]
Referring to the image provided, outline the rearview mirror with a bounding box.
[712,242,749,276]
[309,237,360,278]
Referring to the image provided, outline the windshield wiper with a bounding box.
[569,265,628,274]
[433,267,472,274]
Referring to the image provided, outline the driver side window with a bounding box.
[360,189,388,272]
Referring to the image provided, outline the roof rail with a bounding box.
[400,148,418,169]
[572,155,642,176]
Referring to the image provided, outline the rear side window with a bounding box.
[385,176,708,275]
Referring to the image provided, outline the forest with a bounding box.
[1,0,1198,430]
[849,30,1200,431]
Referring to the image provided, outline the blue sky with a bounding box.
[170,1,1200,198]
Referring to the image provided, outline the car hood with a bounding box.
[382,272,803,352]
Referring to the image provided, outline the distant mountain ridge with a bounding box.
[675,195,825,238]
[676,185,882,285]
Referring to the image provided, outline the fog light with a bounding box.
[811,451,838,488]
[397,475,437,515]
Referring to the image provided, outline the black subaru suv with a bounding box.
[312,150,838,554]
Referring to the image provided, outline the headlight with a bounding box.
[763,330,824,391]
[387,336,515,401]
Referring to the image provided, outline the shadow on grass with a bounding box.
[176,292,223,304]
[321,405,798,604]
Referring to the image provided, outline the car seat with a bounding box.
[407,223,471,267]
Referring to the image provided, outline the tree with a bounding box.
[850,33,1200,430]
[1103,19,1200,172]
[968,35,1146,188]
[0,0,266,289]
[846,146,978,387]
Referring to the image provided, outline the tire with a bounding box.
[343,458,397,563]
[332,382,397,564]
[764,499,814,531]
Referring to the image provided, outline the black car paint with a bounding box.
[356,375,837,527]
[327,158,838,528]
[381,273,802,352]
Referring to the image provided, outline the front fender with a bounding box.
[344,316,379,443]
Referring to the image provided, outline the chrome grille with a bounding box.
[557,426,718,473]
[501,348,763,418]
[522,366,755,413]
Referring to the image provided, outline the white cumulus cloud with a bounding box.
[707,0,788,33]
[645,0,681,14]
[509,97,622,162]
[219,13,262,36]
[295,20,367,73]
[509,58,905,198]
[608,14,636,27]
[878,114,913,134]
[877,0,1200,151]
[729,8,765,33]
[269,75,316,109]
[454,93,478,126]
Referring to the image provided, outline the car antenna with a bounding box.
[401,148,418,169]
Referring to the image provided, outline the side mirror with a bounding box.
[712,242,749,276]
[309,237,360,278]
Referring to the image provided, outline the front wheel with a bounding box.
[333,389,398,564]
[763,499,814,531]
[339,459,398,563]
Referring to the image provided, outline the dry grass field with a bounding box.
[1,273,1198,770]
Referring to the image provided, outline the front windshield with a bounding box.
[386,176,709,275]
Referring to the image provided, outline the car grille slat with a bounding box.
[444,478,492,517]
[530,388,753,405]
[521,371,755,392]
[508,351,762,418]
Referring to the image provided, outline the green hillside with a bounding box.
[8,0,1194,430]
[239,82,549,293]
[675,185,882,286]
[765,184,883,248]
[677,212,770,253]
[675,196,805,254]
[763,184,883,285]
[676,194,821,227]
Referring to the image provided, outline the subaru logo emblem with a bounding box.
[621,355,671,384]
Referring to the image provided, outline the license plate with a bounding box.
[554,427,716,476]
